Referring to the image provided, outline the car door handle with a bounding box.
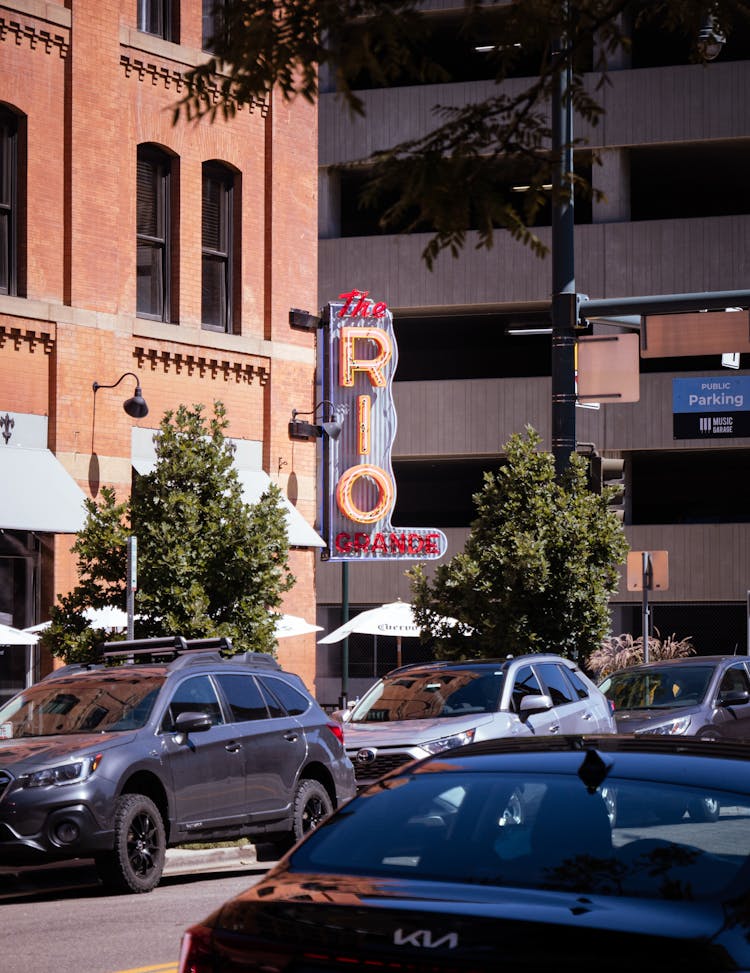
[549,724,560,734]
[284,731,299,742]
[225,741,243,753]
[582,712,593,720]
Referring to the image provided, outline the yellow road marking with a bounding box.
[112,965,177,973]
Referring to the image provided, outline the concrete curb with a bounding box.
[163,843,268,876]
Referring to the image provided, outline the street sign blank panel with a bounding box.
[577,333,640,403]
[642,311,750,358]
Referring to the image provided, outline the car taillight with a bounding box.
[178,924,215,973]
[326,721,345,745]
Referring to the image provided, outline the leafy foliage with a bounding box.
[588,629,696,679]
[174,0,750,267]
[408,428,629,666]
[44,403,293,664]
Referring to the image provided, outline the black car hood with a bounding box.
[0,733,134,771]
[208,867,748,969]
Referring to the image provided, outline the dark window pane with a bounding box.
[163,675,224,729]
[202,0,227,52]
[137,243,164,317]
[201,255,227,328]
[260,676,311,717]
[0,109,17,296]
[137,158,160,237]
[510,665,543,713]
[138,0,174,40]
[136,146,170,320]
[215,674,269,722]
[537,663,575,705]
[202,164,233,331]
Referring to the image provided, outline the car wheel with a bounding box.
[697,729,721,741]
[96,794,166,894]
[292,779,333,842]
[687,795,720,822]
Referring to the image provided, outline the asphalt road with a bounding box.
[0,847,273,973]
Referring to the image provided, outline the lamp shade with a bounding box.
[124,386,149,418]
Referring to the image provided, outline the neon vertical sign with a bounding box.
[319,289,448,562]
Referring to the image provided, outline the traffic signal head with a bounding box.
[587,453,626,521]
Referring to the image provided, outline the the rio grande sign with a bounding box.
[318,289,448,562]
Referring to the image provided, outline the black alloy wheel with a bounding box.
[96,793,166,894]
[292,779,334,841]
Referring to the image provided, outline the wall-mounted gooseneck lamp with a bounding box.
[92,372,149,418]
[288,401,342,441]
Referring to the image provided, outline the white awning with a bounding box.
[131,430,324,549]
[0,446,87,533]
[234,470,325,549]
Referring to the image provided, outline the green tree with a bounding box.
[408,428,629,666]
[44,402,293,664]
[175,0,748,267]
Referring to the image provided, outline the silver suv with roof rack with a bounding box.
[0,637,355,893]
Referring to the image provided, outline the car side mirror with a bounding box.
[173,711,213,734]
[519,693,554,718]
[718,689,750,708]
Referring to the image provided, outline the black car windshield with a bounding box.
[0,673,165,737]
[600,667,714,710]
[290,769,750,901]
[349,669,505,723]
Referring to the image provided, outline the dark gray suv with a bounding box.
[599,655,750,740]
[0,637,355,893]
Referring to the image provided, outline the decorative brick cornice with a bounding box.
[120,53,269,116]
[0,17,69,58]
[0,323,54,353]
[134,345,269,385]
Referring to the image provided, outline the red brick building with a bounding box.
[0,0,322,699]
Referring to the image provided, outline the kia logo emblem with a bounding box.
[356,748,377,765]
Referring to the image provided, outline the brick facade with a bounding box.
[0,1,322,694]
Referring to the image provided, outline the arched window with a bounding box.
[202,162,236,333]
[136,145,174,321]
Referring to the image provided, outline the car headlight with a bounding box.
[422,729,476,755]
[17,753,102,789]
[636,716,692,736]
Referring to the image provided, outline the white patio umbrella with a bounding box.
[1,624,40,691]
[318,600,460,666]
[26,607,131,634]
[274,614,324,639]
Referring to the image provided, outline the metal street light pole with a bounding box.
[550,10,577,476]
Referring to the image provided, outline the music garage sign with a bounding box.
[318,289,448,562]
[673,377,750,439]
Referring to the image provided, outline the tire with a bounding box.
[687,795,720,822]
[96,794,166,894]
[291,779,333,843]
[697,729,721,742]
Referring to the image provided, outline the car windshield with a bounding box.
[600,666,714,710]
[290,769,750,901]
[349,669,505,723]
[0,673,165,737]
